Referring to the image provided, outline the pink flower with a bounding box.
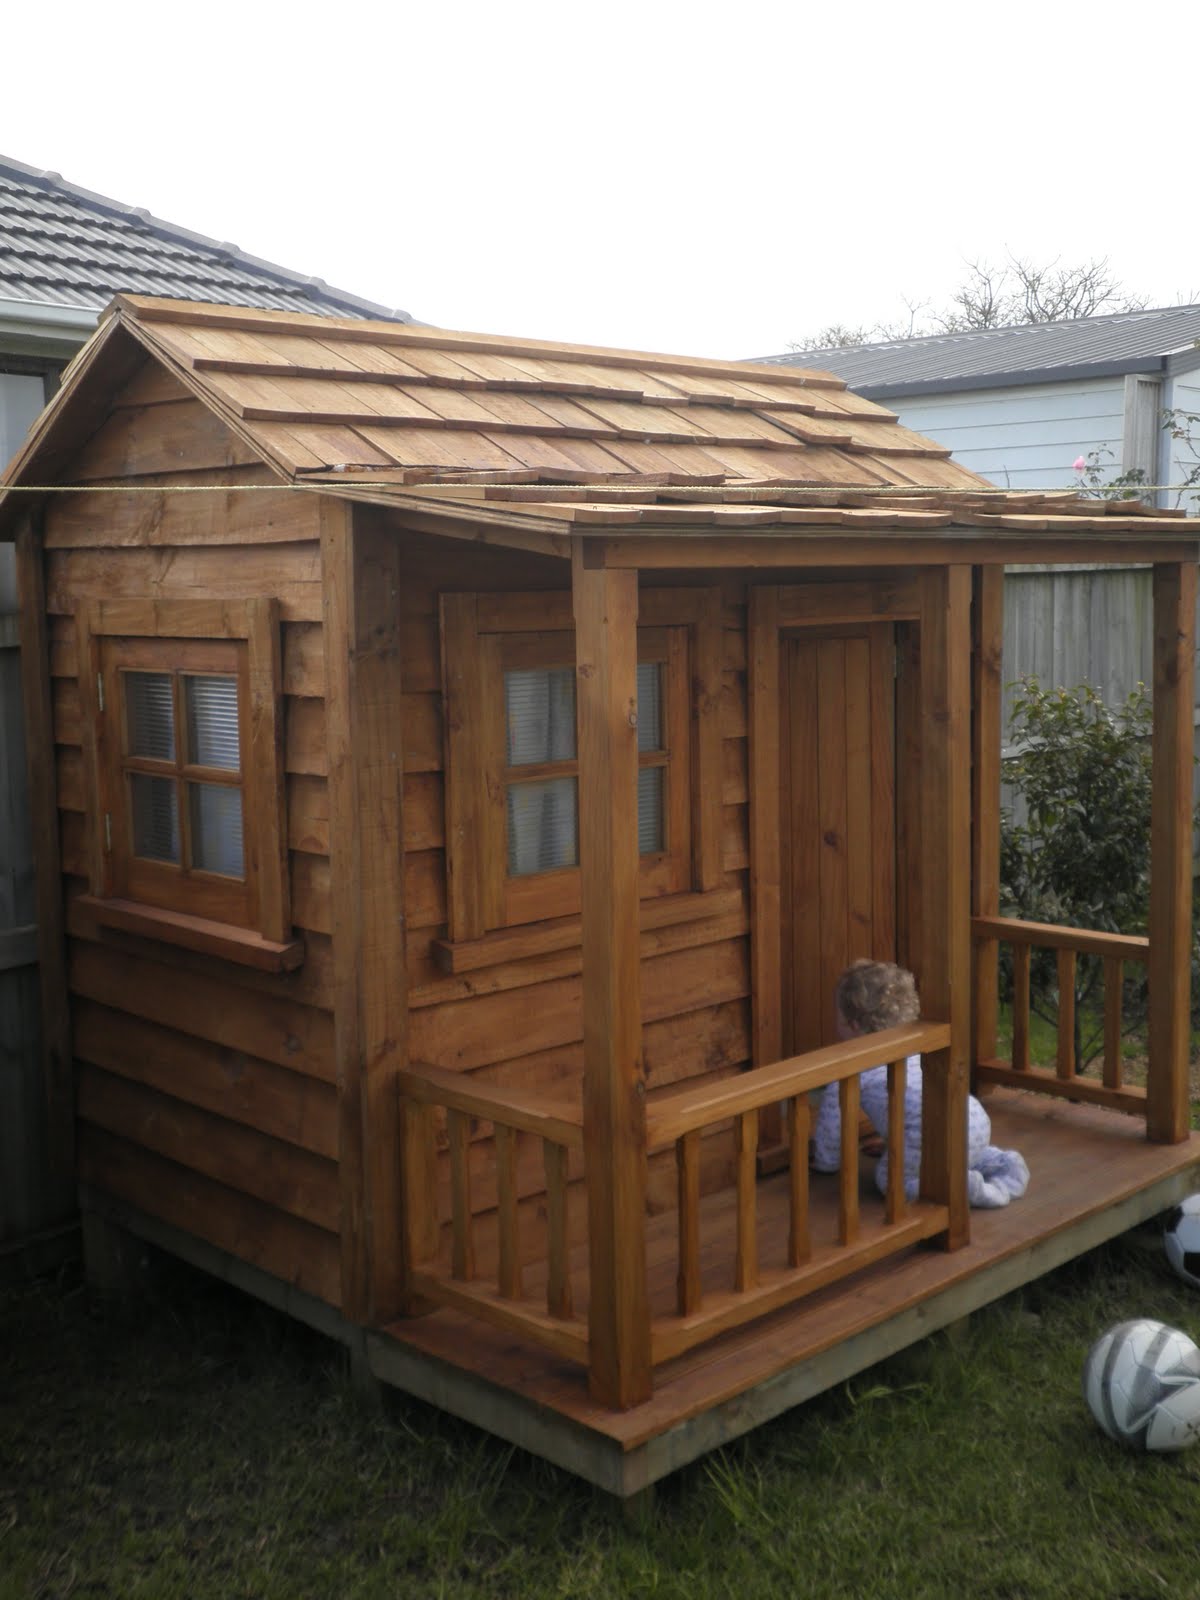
[1073,455,1086,474]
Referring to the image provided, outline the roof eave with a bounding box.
[0,296,99,360]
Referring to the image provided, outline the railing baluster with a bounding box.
[788,1094,811,1267]
[543,1138,573,1320]
[838,1075,860,1246]
[495,1123,521,1300]
[735,1109,758,1292]
[1057,949,1077,1079]
[1012,943,1031,1071]
[885,1057,906,1224]
[448,1108,474,1281]
[676,1130,702,1315]
[1103,956,1124,1089]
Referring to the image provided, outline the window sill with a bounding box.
[433,886,742,976]
[77,896,305,973]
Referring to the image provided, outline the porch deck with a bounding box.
[371,1090,1200,1496]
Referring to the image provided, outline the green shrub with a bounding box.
[999,678,1157,1063]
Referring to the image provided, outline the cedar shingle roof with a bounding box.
[0,157,409,322]
[113,295,986,493]
[4,296,1198,544]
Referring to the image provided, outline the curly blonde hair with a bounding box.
[835,958,920,1035]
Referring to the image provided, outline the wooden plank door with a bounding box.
[782,624,897,1056]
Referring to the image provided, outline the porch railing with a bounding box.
[397,1061,588,1364]
[642,1020,955,1366]
[972,915,1150,1119]
[399,1020,958,1388]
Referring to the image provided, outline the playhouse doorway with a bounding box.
[780,623,897,1057]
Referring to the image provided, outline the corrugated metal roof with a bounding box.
[756,304,1200,396]
[0,156,411,324]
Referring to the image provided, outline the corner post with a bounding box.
[321,499,411,1323]
[16,508,75,1180]
[918,565,971,1248]
[971,565,1004,1072]
[572,542,651,1409]
[1147,561,1196,1144]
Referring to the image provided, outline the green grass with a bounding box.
[6,1230,1200,1599]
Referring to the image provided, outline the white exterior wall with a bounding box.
[889,377,1127,493]
[1164,370,1200,514]
[0,373,45,479]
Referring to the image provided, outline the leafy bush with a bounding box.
[999,678,1157,1062]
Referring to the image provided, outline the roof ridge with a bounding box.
[115,294,851,387]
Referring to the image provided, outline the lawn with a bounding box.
[5,1222,1200,1600]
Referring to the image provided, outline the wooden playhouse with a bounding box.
[3,295,1199,1497]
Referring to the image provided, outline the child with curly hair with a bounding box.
[811,958,1030,1209]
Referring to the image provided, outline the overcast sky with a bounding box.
[7,0,1199,360]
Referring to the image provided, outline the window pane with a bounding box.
[506,668,576,767]
[129,773,180,863]
[507,777,578,875]
[125,673,175,761]
[637,766,664,854]
[188,783,245,878]
[185,675,240,770]
[636,663,663,752]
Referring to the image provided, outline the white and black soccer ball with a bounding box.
[1082,1319,1200,1451]
[1164,1194,1200,1290]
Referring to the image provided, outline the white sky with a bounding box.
[6,0,1200,360]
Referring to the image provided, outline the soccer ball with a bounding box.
[1164,1194,1200,1290]
[1082,1318,1200,1451]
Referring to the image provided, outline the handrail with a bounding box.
[644,1021,952,1149]
[972,915,1148,963]
[971,914,1148,1112]
[398,1059,585,1362]
[398,1060,584,1149]
[644,1020,957,1365]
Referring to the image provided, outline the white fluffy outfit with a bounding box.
[810,1054,1030,1209]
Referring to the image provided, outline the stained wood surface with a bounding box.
[382,1089,1200,1450]
[1147,562,1196,1143]
[322,502,408,1322]
[971,565,1003,1067]
[917,567,971,1247]
[15,513,74,1178]
[573,552,651,1408]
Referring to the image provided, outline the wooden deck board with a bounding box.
[374,1090,1200,1490]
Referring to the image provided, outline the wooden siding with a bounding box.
[893,378,1127,496]
[400,531,754,1266]
[43,363,342,1304]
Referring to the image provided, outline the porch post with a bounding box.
[971,565,1004,1071]
[918,565,972,1248]
[572,544,651,1408]
[1147,561,1196,1144]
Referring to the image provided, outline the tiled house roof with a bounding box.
[0,156,410,323]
